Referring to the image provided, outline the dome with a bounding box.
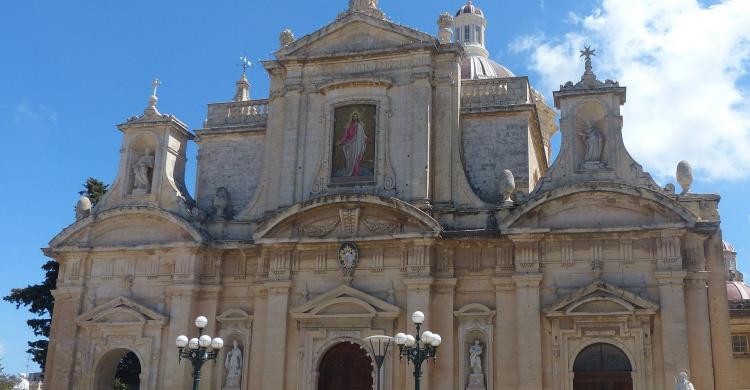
[724,241,737,253]
[727,281,750,301]
[456,1,483,17]
[461,56,515,80]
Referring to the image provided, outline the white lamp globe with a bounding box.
[430,333,442,347]
[394,333,407,345]
[195,316,209,329]
[421,331,434,345]
[211,337,224,350]
[175,335,189,348]
[188,338,200,350]
[405,334,416,347]
[412,311,425,324]
[199,335,212,348]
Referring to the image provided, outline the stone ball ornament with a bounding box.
[499,169,516,205]
[676,160,693,195]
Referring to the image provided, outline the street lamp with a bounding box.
[365,335,393,390]
[176,316,225,390]
[394,311,442,390]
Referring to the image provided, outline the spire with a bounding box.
[234,56,252,102]
[144,78,162,116]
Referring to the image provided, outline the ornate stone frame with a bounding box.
[312,90,397,196]
[544,281,658,390]
[454,303,496,390]
[215,309,254,390]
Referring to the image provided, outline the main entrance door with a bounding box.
[573,343,633,390]
[317,341,373,390]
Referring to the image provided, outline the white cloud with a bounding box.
[13,103,57,124]
[512,0,750,181]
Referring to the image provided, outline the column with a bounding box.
[431,279,456,390]
[706,231,736,389]
[404,278,433,390]
[494,277,518,390]
[262,281,292,390]
[655,270,690,387]
[44,287,83,390]
[513,274,543,390]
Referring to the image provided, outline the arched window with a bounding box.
[464,25,471,42]
[475,25,482,44]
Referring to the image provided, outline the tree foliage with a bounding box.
[4,178,108,371]
[0,359,19,390]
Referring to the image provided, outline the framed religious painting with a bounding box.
[331,104,377,184]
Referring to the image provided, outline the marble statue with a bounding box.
[12,373,29,390]
[676,160,693,195]
[75,195,92,221]
[469,340,483,374]
[580,123,603,163]
[224,341,243,387]
[212,187,233,221]
[675,371,695,390]
[133,149,155,194]
[499,169,515,206]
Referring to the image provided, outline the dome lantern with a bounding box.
[454,0,488,58]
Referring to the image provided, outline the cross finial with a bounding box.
[151,78,162,98]
[148,78,162,110]
[238,55,252,76]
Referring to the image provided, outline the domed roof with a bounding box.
[727,281,750,301]
[456,1,483,17]
[461,56,515,80]
[724,241,737,253]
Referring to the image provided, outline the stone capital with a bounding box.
[265,280,293,296]
[512,273,543,288]
[655,270,688,285]
[403,278,434,291]
[433,278,457,292]
[50,286,84,300]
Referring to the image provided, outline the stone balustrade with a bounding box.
[206,99,269,128]
[461,77,533,110]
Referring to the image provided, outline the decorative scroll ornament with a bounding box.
[362,218,400,234]
[338,242,359,283]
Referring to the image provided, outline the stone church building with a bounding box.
[43,1,737,389]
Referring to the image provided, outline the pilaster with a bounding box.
[493,277,517,390]
[512,273,543,390]
[705,231,736,389]
[262,281,292,390]
[655,270,690,387]
[44,287,83,390]
[431,278,456,390]
[404,278,433,390]
[162,285,198,390]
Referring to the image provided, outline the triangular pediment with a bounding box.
[291,284,400,328]
[545,281,658,317]
[77,296,167,326]
[277,12,434,59]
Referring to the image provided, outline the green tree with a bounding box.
[0,359,19,390]
[4,178,109,371]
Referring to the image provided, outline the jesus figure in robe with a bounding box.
[337,112,371,177]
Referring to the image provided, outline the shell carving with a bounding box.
[676,160,693,195]
[499,169,516,205]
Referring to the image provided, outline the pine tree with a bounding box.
[4,178,108,371]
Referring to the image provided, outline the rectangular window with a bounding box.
[476,26,482,44]
[455,28,461,42]
[733,334,749,354]
[464,26,471,42]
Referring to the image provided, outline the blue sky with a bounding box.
[1,0,748,375]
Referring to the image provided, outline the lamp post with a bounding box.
[175,316,225,390]
[394,311,442,390]
[365,335,393,390]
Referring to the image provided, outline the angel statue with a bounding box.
[469,340,483,375]
[675,371,695,390]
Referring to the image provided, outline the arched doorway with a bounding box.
[317,341,373,390]
[573,343,633,390]
[95,349,142,390]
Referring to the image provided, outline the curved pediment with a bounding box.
[49,206,207,249]
[254,194,442,243]
[502,183,697,231]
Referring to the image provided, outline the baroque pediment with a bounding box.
[254,194,442,243]
[277,13,434,59]
[545,281,658,317]
[291,284,400,328]
[77,296,167,326]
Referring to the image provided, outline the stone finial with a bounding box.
[280,29,295,49]
[349,0,377,11]
[676,160,693,195]
[437,12,454,44]
[75,195,92,221]
[144,78,162,116]
[234,56,252,102]
[499,169,516,206]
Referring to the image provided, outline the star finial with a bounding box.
[580,46,597,77]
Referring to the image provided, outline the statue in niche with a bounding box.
[675,372,695,390]
[580,122,603,163]
[132,149,155,194]
[469,340,483,374]
[211,187,234,221]
[224,340,243,387]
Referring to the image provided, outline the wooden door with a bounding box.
[574,372,633,390]
[317,342,373,390]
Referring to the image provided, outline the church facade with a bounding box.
[43,1,736,389]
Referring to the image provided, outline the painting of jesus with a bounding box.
[332,105,376,182]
